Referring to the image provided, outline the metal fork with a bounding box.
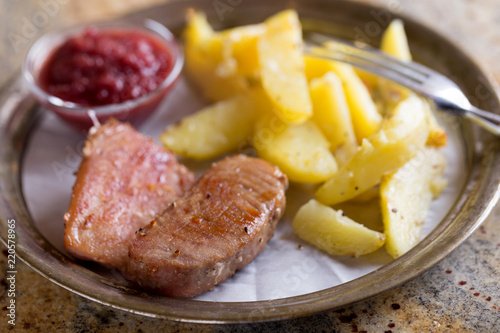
[304,33,500,136]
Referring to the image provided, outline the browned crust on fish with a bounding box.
[64,119,195,270]
[124,154,288,297]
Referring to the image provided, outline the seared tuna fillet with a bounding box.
[64,119,195,271]
[125,155,288,298]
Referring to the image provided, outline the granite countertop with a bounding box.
[1,0,500,331]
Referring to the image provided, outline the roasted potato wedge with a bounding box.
[381,147,447,258]
[378,19,412,109]
[160,89,268,160]
[184,12,264,102]
[254,116,337,184]
[216,24,265,78]
[315,95,429,205]
[258,10,312,123]
[378,20,447,146]
[381,19,412,61]
[304,55,382,142]
[293,199,386,257]
[309,72,358,166]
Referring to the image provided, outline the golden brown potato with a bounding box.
[315,95,429,205]
[378,19,412,110]
[254,115,338,184]
[381,147,447,258]
[184,11,264,102]
[304,55,382,142]
[160,89,268,160]
[309,72,358,166]
[258,10,312,123]
[378,20,447,146]
[293,199,386,257]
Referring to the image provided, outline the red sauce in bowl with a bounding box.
[24,19,182,132]
[40,27,173,106]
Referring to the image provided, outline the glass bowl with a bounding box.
[22,17,183,132]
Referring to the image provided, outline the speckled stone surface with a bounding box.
[1,0,500,332]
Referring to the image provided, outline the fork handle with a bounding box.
[433,98,500,136]
[465,106,500,136]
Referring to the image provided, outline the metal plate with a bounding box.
[1,0,500,324]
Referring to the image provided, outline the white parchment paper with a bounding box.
[22,77,467,302]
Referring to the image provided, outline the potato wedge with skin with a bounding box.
[310,72,357,166]
[315,95,429,205]
[293,199,386,257]
[304,55,382,142]
[258,10,312,123]
[304,55,333,82]
[381,147,446,258]
[184,12,264,102]
[254,116,338,184]
[184,11,214,43]
[378,20,447,146]
[160,89,268,160]
[213,23,265,78]
[378,19,412,109]
[380,19,412,62]
[334,62,382,142]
